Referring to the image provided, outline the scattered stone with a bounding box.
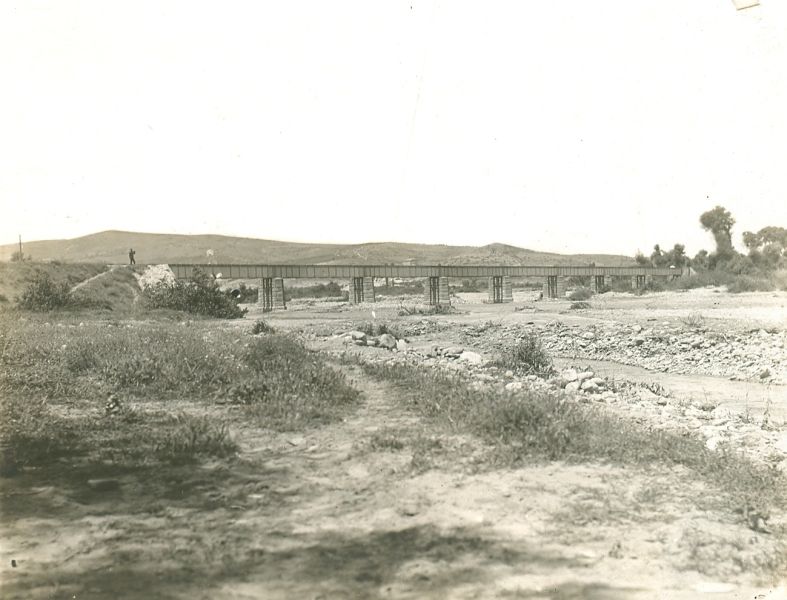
[348,331,367,341]
[396,339,409,352]
[505,381,523,392]
[565,381,580,393]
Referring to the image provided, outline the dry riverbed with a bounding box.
[1,287,786,598]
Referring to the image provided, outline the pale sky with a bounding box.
[1,1,785,256]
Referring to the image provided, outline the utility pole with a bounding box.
[18,235,22,259]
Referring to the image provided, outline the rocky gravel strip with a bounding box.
[459,321,787,384]
[321,328,787,472]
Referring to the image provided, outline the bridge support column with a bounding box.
[542,276,567,299]
[632,275,647,290]
[487,276,513,303]
[258,277,287,311]
[425,276,450,306]
[590,275,607,293]
[349,277,375,304]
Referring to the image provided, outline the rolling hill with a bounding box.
[0,231,635,267]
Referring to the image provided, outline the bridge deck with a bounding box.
[167,264,684,279]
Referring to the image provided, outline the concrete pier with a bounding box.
[543,276,567,299]
[426,276,450,306]
[258,277,286,311]
[487,276,513,303]
[350,276,375,304]
[590,275,607,293]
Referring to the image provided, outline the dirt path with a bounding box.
[69,266,117,293]
[1,364,783,599]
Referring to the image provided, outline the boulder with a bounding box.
[576,371,594,383]
[459,351,483,365]
[505,381,523,392]
[565,381,580,393]
[378,334,397,349]
[580,380,599,392]
[348,330,367,341]
[396,339,408,352]
[560,368,578,383]
[444,346,464,357]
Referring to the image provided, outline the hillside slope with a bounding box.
[1,231,634,267]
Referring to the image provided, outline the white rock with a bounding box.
[560,368,578,382]
[396,339,408,352]
[565,381,580,393]
[348,330,367,341]
[581,380,599,392]
[459,351,483,365]
[505,381,523,391]
[577,371,594,383]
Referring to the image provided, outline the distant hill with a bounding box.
[0,231,635,267]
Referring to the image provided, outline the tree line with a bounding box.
[635,206,785,274]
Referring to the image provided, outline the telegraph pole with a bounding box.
[18,235,22,259]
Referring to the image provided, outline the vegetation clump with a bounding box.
[568,287,593,301]
[142,267,247,318]
[16,272,107,311]
[251,319,275,334]
[494,333,553,377]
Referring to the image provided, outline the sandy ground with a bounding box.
[2,288,786,598]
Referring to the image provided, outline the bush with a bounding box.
[570,301,591,310]
[17,273,72,310]
[568,287,593,301]
[494,333,553,376]
[142,268,247,318]
[251,319,275,335]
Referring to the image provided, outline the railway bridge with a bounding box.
[168,264,687,311]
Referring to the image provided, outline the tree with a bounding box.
[693,249,709,270]
[700,206,735,258]
[634,251,650,266]
[650,244,666,267]
[742,226,786,270]
[667,243,688,267]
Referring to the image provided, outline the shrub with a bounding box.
[17,273,72,310]
[495,333,553,376]
[570,301,591,310]
[251,319,275,335]
[568,287,593,301]
[142,268,247,318]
